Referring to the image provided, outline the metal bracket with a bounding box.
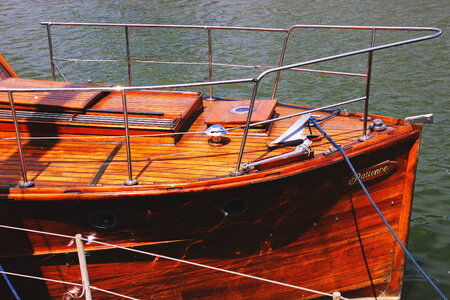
[267,113,311,148]
[243,139,312,170]
[405,113,433,124]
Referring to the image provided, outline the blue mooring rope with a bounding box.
[310,118,447,299]
[0,264,21,300]
[314,109,341,123]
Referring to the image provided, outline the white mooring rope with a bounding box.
[0,270,139,300]
[0,224,348,299]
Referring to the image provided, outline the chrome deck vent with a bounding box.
[229,106,254,114]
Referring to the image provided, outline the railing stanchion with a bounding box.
[8,91,33,188]
[207,28,214,100]
[75,234,92,300]
[121,90,138,186]
[232,80,259,176]
[125,26,132,86]
[360,28,376,142]
[45,23,56,80]
[272,29,291,100]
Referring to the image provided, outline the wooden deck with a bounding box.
[0,96,395,189]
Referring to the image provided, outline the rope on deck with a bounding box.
[0,224,349,300]
[310,118,447,300]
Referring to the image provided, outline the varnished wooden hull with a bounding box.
[0,125,421,299]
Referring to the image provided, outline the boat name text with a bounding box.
[344,160,398,186]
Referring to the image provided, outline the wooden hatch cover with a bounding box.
[87,90,203,133]
[204,99,278,126]
[88,90,202,121]
[0,78,107,112]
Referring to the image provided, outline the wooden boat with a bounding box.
[0,23,442,299]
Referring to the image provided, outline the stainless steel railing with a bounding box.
[40,23,441,96]
[40,22,441,143]
[1,23,441,187]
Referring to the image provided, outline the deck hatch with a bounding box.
[0,110,176,128]
[204,99,277,126]
[0,78,107,112]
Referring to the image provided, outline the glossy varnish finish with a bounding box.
[0,75,421,299]
[0,78,106,111]
[0,54,18,79]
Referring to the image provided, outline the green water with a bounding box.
[1,0,448,298]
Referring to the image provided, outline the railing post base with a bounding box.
[358,135,370,142]
[230,170,244,177]
[19,180,34,188]
[124,179,138,186]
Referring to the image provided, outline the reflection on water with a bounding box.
[0,0,448,298]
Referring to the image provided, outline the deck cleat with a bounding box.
[370,119,387,132]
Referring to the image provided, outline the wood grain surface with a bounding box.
[0,77,422,299]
